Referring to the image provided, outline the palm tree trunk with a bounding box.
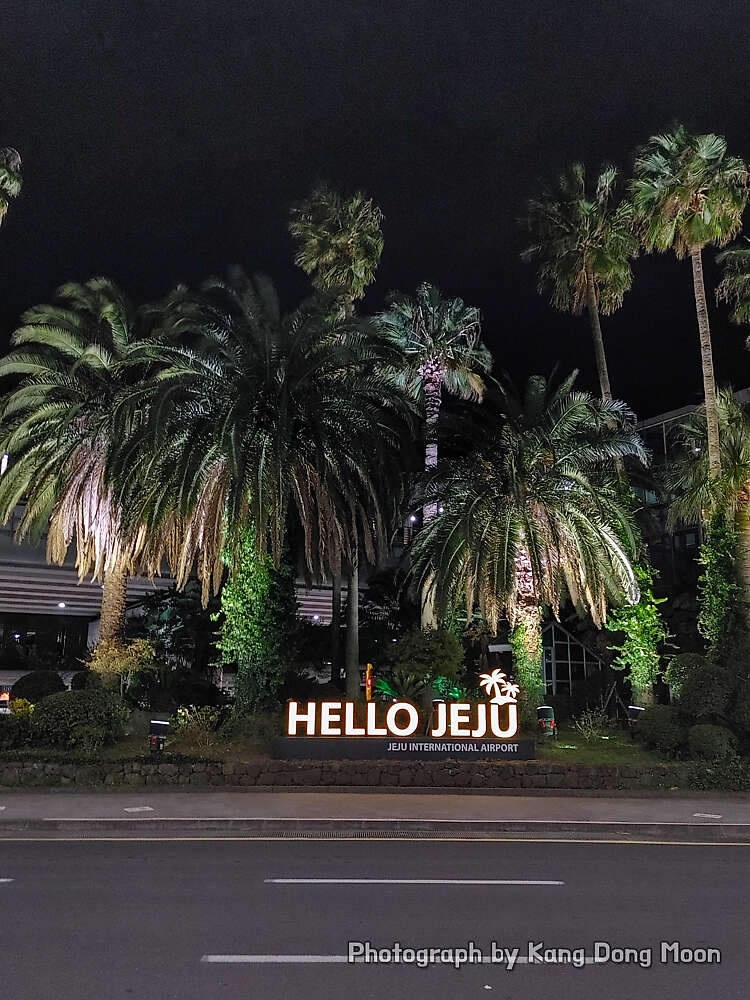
[585,269,613,402]
[736,500,750,632]
[690,246,722,479]
[99,565,128,644]
[420,372,442,627]
[330,574,342,684]
[344,557,360,698]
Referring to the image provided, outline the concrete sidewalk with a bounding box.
[1,790,749,841]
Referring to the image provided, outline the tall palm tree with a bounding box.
[289,184,384,315]
[377,282,491,625]
[717,241,750,328]
[0,147,22,226]
[632,126,749,480]
[289,184,385,682]
[410,372,643,703]
[522,163,637,402]
[0,278,148,642]
[114,271,413,698]
[665,389,750,630]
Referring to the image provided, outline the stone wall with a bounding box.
[0,757,682,790]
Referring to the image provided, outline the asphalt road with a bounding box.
[1,838,747,999]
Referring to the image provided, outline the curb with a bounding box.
[1,817,749,841]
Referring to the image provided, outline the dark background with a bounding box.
[3,0,750,417]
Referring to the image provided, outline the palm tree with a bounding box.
[717,241,750,328]
[0,147,22,226]
[289,184,385,683]
[522,163,637,402]
[632,126,749,479]
[665,388,750,631]
[0,278,148,642]
[289,184,384,316]
[114,271,413,698]
[377,282,491,625]
[410,372,643,704]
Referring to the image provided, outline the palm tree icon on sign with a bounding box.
[479,670,520,705]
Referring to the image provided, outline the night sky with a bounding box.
[3,0,750,416]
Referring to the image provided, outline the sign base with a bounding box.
[272,737,535,761]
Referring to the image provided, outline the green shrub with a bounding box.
[68,724,109,753]
[171,705,222,749]
[219,710,283,751]
[730,682,750,734]
[389,627,463,683]
[9,697,34,719]
[686,754,750,792]
[573,708,610,742]
[638,705,687,755]
[0,713,31,749]
[664,653,732,722]
[11,670,66,702]
[688,724,738,761]
[375,669,427,702]
[31,689,129,747]
[70,670,102,691]
[664,653,710,701]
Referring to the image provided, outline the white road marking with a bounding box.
[0,879,13,884]
[123,806,155,813]
[0,806,6,811]
[265,878,564,885]
[693,813,723,819]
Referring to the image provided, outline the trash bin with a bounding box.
[149,719,170,753]
[537,705,557,739]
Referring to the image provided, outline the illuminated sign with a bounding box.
[286,670,520,740]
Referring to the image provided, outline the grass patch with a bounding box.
[533,724,670,766]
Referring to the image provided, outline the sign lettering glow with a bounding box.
[286,670,520,740]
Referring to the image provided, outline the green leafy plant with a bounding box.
[216,533,298,715]
[89,639,157,695]
[637,705,687,756]
[608,563,670,698]
[389,627,463,685]
[697,512,740,657]
[374,670,427,702]
[0,714,31,749]
[573,708,610,742]
[686,755,750,791]
[171,705,222,750]
[31,689,129,747]
[688,723,738,761]
[9,698,34,719]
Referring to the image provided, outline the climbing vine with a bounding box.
[510,617,545,722]
[608,562,670,697]
[697,511,740,658]
[215,532,298,715]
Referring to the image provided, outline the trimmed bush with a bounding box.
[70,670,102,691]
[0,713,31,750]
[664,653,732,722]
[11,670,66,702]
[638,705,687,755]
[31,689,129,747]
[688,724,738,762]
